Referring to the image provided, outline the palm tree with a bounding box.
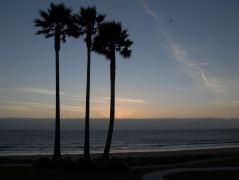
[71,7,105,162]
[93,22,133,159]
[34,3,72,161]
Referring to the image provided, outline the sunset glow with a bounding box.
[1,0,239,119]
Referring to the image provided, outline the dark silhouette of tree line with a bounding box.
[34,3,133,162]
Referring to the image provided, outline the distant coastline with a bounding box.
[0,118,239,130]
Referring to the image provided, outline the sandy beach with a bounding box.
[1,147,239,180]
[1,146,239,161]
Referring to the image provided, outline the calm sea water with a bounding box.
[0,129,239,156]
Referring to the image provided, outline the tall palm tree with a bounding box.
[71,7,105,162]
[93,22,133,159]
[34,3,72,161]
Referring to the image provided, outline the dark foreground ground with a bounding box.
[166,171,239,180]
[1,147,239,180]
[0,166,142,180]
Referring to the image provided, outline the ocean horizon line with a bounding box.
[1,117,239,130]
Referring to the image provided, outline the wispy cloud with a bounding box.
[61,105,83,112]
[94,96,147,104]
[169,41,224,92]
[116,97,146,103]
[7,101,54,109]
[138,0,239,113]
[14,87,84,101]
[15,87,57,95]
[2,101,83,113]
[139,0,160,23]
[0,105,29,111]
[0,101,53,112]
[10,87,147,105]
[139,0,224,94]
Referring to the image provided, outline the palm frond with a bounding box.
[120,48,132,58]
[93,21,133,60]
[34,3,72,43]
[71,6,105,45]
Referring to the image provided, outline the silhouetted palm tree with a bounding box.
[34,3,72,161]
[93,22,133,159]
[71,7,105,162]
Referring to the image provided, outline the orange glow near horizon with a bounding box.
[1,102,239,119]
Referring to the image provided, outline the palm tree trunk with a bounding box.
[84,44,91,162]
[54,35,61,161]
[103,50,116,160]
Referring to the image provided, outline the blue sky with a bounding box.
[0,0,239,118]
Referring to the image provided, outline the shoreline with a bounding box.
[1,146,239,161]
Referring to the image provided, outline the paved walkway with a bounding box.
[143,167,239,180]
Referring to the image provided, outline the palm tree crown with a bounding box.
[93,22,133,59]
[72,7,105,47]
[34,3,72,48]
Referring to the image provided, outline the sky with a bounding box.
[0,0,239,119]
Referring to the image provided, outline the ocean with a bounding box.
[1,129,239,156]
